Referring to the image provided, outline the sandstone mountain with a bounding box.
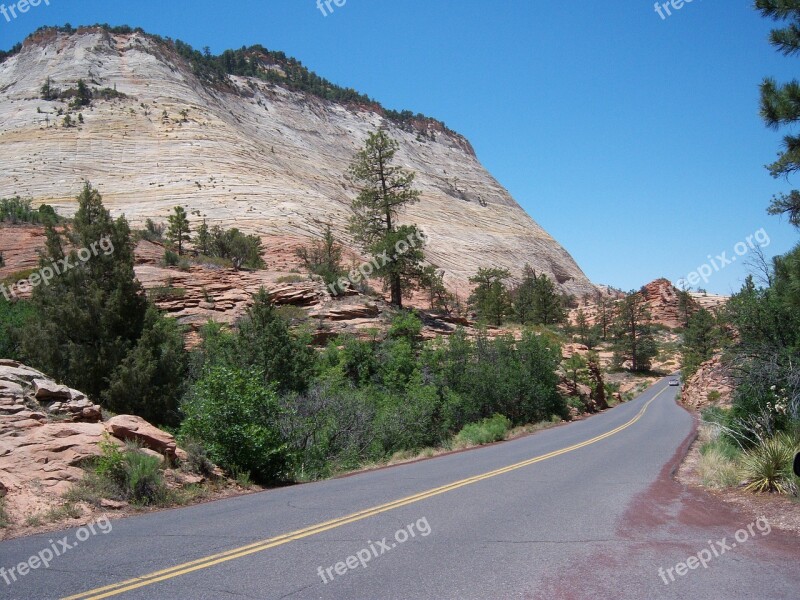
[0,26,594,298]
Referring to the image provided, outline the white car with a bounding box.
[669,379,680,387]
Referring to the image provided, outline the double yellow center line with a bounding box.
[64,387,667,599]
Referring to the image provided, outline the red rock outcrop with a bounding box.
[0,362,197,532]
[681,354,735,411]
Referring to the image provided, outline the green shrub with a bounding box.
[181,440,215,477]
[180,366,291,484]
[388,311,423,344]
[103,306,188,427]
[163,249,180,267]
[92,438,169,506]
[455,414,511,447]
[0,197,59,225]
[0,498,9,528]
[567,396,586,414]
[0,298,35,360]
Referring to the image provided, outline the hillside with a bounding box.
[0,26,595,298]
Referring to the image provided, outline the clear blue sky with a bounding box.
[2,0,798,294]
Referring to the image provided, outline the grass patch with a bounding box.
[506,418,561,438]
[24,502,82,527]
[148,286,187,302]
[190,254,234,269]
[1,268,37,287]
[453,414,511,448]
[0,498,9,528]
[276,274,306,284]
[70,438,172,507]
[698,433,742,489]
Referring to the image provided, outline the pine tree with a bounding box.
[348,130,425,307]
[756,0,800,226]
[195,218,212,256]
[166,206,191,255]
[531,270,566,325]
[595,291,612,340]
[681,308,719,378]
[512,265,537,325]
[469,268,511,326]
[22,183,148,400]
[296,224,344,287]
[612,290,658,372]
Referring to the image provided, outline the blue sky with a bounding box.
[2,0,799,294]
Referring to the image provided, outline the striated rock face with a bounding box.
[681,354,735,411]
[0,28,595,297]
[639,278,697,330]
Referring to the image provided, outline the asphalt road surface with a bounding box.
[2,378,798,599]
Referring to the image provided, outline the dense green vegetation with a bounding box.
[611,290,658,373]
[13,183,188,427]
[467,266,569,328]
[181,294,566,482]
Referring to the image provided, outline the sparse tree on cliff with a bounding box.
[348,130,425,307]
[167,206,191,255]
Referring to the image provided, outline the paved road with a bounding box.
[2,378,798,599]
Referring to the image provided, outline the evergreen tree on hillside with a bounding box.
[22,183,148,399]
[21,183,186,424]
[296,224,345,287]
[166,206,191,255]
[512,265,565,326]
[681,308,720,379]
[469,268,511,326]
[348,130,426,307]
[611,290,658,372]
[195,218,212,256]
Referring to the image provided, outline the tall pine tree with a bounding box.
[348,130,425,307]
[757,0,800,225]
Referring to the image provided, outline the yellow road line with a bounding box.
[63,386,669,599]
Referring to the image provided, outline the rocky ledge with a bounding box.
[0,361,202,533]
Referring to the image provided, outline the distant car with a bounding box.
[669,379,680,387]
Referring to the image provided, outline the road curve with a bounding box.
[1,378,798,599]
